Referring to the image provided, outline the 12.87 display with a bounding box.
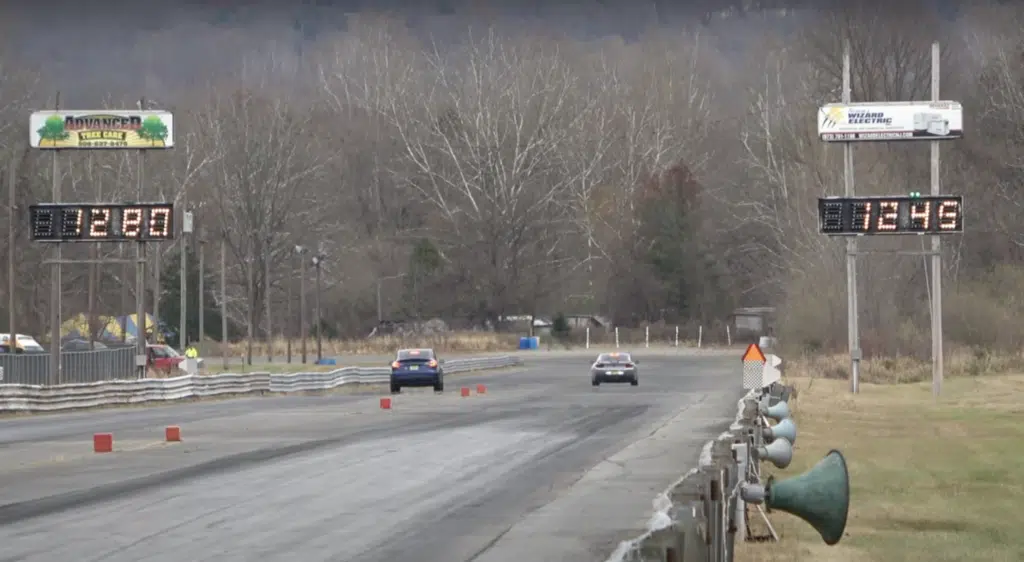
[818,196,963,235]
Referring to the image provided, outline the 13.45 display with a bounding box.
[30,203,175,242]
[818,195,963,235]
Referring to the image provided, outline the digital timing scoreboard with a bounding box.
[30,203,175,242]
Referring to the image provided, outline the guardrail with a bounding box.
[0,355,521,413]
[608,351,849,562]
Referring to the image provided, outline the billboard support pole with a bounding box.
[7,151,18,355]
[136,95,147,378]
[842,43,860,395]
[49,91,61,386]
[930,42,943,398]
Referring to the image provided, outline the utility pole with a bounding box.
[220,236,227,371]
[7,151,17,347]
[265,237,272,363]
[245,243,253,366]
[198,233,205,352]
[313,252,325,363]
[120,243,128,343]
[930,41,944,398]
[135,95,147,378]
[298,245,307,364]
[86,151,95,348]
[286,250,293,363]
[179,205,189,349]
[153,242,161,335]
[49,91,61,385]
[842,42,861,394]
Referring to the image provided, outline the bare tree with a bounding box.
[381,29,590,322]
[199,85,328,358]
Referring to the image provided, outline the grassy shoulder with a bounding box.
[208,331,705,357]
[736,357,1024,562]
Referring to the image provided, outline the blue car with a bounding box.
[390,348,445,394]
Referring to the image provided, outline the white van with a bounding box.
[0,333,46,353]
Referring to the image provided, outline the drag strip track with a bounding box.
[0,353,743,562]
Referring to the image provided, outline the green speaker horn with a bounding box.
[740,449,850,545]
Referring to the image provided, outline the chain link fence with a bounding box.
[0,347,137,385]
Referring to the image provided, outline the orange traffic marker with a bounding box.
[93,433,113,453]
[742,343,766,363]
[476,384,487,394]
[380,397,392,410]
[460,387,470,397]
[165,426,181,442]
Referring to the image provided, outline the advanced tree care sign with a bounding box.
[29,110,174,149]
[818,101,963,142]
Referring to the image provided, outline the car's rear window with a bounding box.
[398,349,434,360]
[597,353,630,363]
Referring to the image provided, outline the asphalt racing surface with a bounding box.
[0,350,743,562]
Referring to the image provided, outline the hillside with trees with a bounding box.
[1,0,1022,356]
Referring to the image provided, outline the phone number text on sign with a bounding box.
[29,203,175,242]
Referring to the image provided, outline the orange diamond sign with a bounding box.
[742,343,766,363]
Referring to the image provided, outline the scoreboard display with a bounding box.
[30,203,175,242]
[818,196,963,236]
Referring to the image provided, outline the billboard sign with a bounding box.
[818,101,963,142]
[29,110,174,149]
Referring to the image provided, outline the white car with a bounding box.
[590,352,639,387]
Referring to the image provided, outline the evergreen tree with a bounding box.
[160,246,236,347]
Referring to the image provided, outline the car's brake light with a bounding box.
[595,363,605,368]
[624,363,634,368]
[428,359,438,368]
[391,361,400,368]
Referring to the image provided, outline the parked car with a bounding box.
[147,344,185,374]
[0,333,46,353]
[61,339,109,351]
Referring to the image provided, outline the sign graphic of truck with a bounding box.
[913,112,950,136]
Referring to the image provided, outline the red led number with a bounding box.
[876,201,898,231]
[938,200,959,230]
[909,202,930,230]
[89,208,111,237]
[148,207,171,238]
[122,207,142,237]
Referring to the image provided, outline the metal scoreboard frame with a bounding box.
[30,202,175,243]
[817,195,963,236]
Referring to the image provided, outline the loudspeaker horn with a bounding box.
[740,449,850,545]
[759,400,791,422]
[756,437,793,469]
[763,417,798,445]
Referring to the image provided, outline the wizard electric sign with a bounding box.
[29,110,174,149]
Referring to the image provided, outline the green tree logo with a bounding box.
[137,115,169,146]
[36,115,70,147]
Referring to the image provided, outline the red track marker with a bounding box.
[380,397,392,409]
[93,433,113,453]
[165,426,181,442]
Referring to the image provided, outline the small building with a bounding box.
[731,307,776,337]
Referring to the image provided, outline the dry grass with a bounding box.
[206,331,710,358]
[785,346,1024,384]
[735,358,1024,562]
[214,333,519,357]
